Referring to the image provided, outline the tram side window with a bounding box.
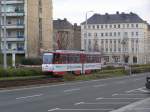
[54,54,61,64]
[61,54,68,64]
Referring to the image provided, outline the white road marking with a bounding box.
[64,88,80,92]
[93,84,106,87]
[114,93,148,96]
[115,81,126,84]
[126,87,145,93]
[134,78,144,81]
[16,94,43,100]
[135,108,150,110]
[96,97,145,100]
[112,94,119,96]
[96,97,103,100]
[49,108,114,111]
[76,102,131,105]
[48,108,60,111]
[74,102,85,105]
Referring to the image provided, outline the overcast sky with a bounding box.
[53,0,150,24]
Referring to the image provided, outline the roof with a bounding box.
[53,18,73,29]
[81,12,146,25]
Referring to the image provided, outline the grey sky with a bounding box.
[53,0,150,24]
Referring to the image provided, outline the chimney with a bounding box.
[116,11,119,14]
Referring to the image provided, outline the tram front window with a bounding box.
[43,53,53,64]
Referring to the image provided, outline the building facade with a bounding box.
[53,19,81,50]
[0,0,53,58]
[81,12,149,64]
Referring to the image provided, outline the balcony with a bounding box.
[1,49,25,54]
[1,12,24,17]
[1,24,24,29]
[1,36,25,42]
[1,0,24,4]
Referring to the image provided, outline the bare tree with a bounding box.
[55,31,71,50]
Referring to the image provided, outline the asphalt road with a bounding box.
[0,73,150,112]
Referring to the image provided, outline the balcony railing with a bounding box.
[1,0,24,4]
[1,36,25,41]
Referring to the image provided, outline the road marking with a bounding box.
[115,81,126,84]
[16,94,43,100]
[48,108,114,111]
[96,97,145,100]
[138,88,150,93]
[112,94,119,96]
[48,108,60,111]
[64,88,80,92]
[93,84,106,87]
[135,108,150,110]
[113,93,148,96]
[76,102,130,105]
[96,97,103,100]
[126,87,145,93]
[134,78,144,81]
[74,102,85,105]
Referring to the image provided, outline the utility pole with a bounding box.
[3,0,7,69]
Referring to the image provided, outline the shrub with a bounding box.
[63,74,75,81]
[0,67,42,78]
[21,58,42,65]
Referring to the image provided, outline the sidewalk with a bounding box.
[111,98,150,112]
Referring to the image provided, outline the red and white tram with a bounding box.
[42,50,102,76]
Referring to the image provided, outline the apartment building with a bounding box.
[0,0,53,58]
[81,12,149,64]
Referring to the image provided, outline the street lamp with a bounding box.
[3,0,7,69]
[85,11,93,51]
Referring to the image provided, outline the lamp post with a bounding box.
[85,11,93,51]
[3,0,7,69]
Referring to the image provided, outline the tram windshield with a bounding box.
[43,53,53,64]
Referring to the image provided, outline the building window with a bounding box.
[127,24,129,28]
[136,32,138,36]
[7,43,12,49]
[88,25,91,29]
[131,24,134,28]
[106,40,108,43]
[114,24,116,28]
[136,24,138,28]
[118,32,120,36]
[105,25,108,29]
[101,33,104,37]
[88,33,91,36]
[105,33,108,36]
[101,25,103,29]
[114,32,116,37]
[97,25,99,29]
[118,24,120,28]
[110,32,112,36]
[93,25,95,29]
[110,40,112,43]
[94,33,97,37]
[101,40,104,44]
[109,25,112,28]
[131,32,134,37]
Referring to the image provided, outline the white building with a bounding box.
[81,12,150,65]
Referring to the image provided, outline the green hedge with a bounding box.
[0,67,42,78]
[21,58,42,65]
